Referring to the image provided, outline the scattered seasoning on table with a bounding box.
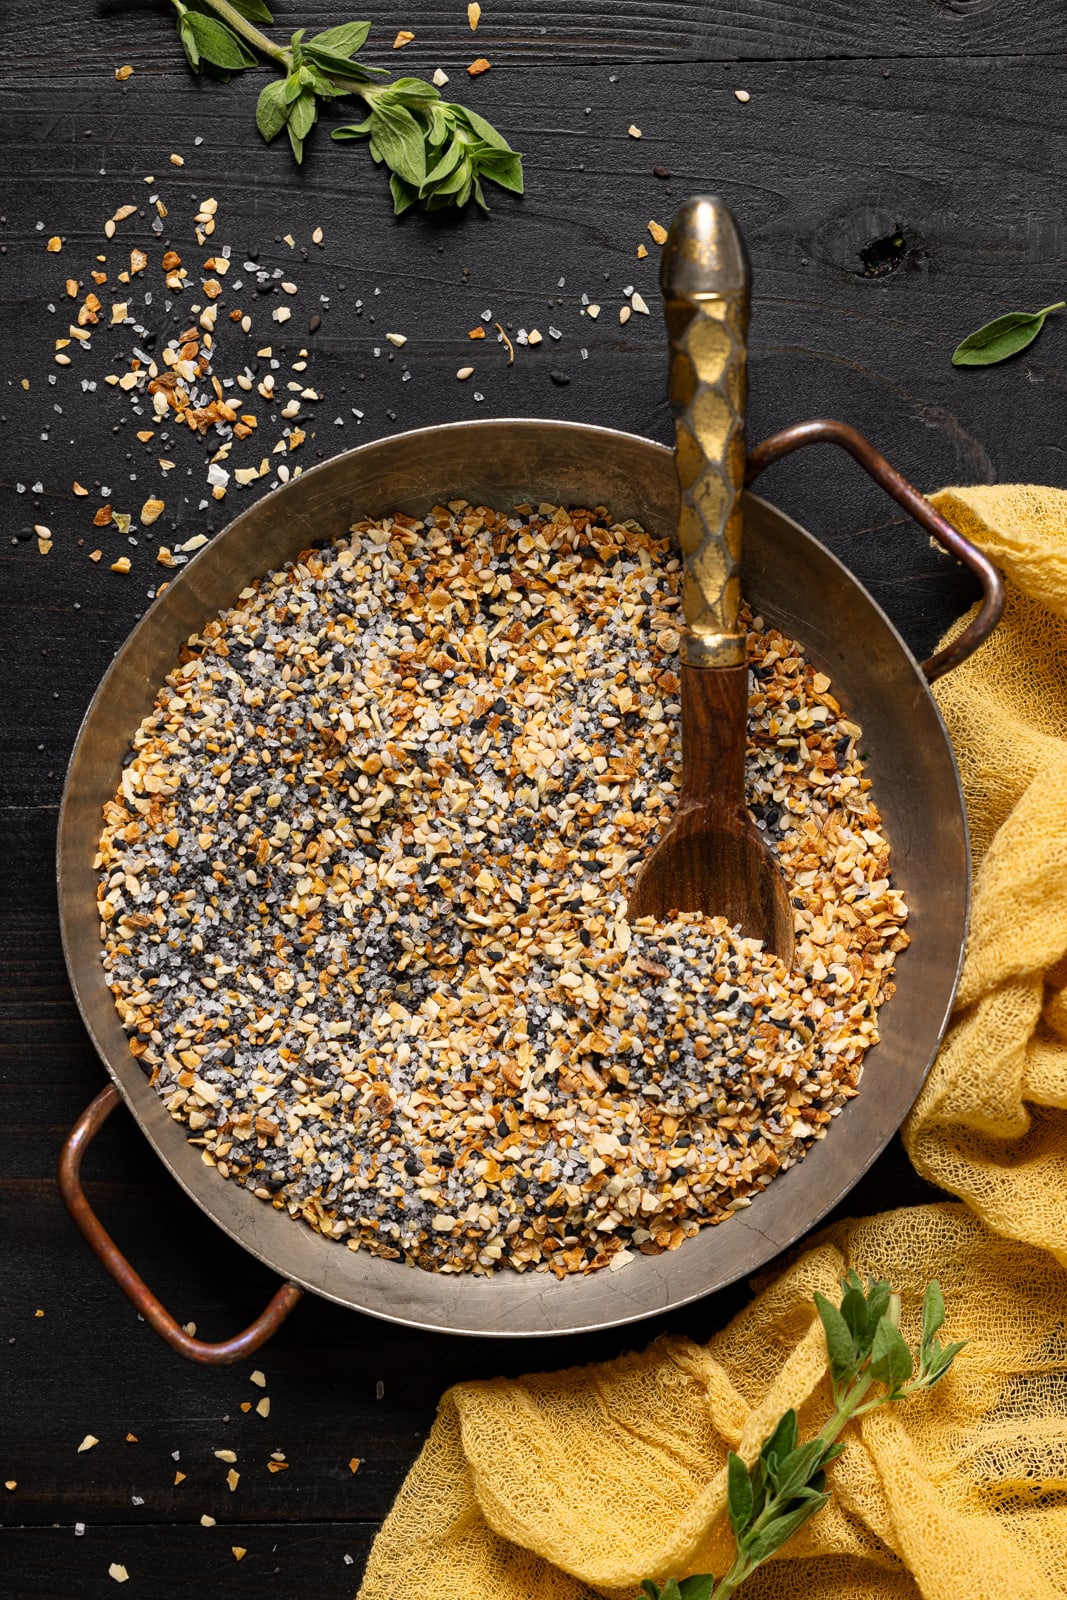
[96,503,907,1277]
[30,181,334,580]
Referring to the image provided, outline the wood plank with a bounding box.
[0,10,1043,1596]
[8,52,1062,816]
[0,1524,378,1599]
[4,0,1067,66]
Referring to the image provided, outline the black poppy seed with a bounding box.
[98,502,905,1278]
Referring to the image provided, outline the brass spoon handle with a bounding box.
[661,197,751,669]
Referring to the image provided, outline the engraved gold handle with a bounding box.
[660,197,751,669]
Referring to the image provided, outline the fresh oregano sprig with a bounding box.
[641,1275,965,1600]
[333,81,523,214]
[164,0,523,210]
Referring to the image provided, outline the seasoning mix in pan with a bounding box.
[95,502,908,1277]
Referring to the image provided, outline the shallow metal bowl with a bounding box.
[58,418,974,1339]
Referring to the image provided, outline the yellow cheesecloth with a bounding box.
[359,485,1067,1600]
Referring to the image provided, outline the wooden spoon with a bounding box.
[627,197,794,963]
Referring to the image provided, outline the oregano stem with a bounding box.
[704,1365,881,1600]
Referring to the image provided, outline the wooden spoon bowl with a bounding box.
[627,656,794,958]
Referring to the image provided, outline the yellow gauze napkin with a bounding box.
[359,485,1067,1600]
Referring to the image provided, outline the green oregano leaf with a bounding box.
[256,78,290,140]
[839,1283,872,1349]
[870,1316,914,1390]
[952,302,1065,366]
[761,1409,798,1471]
[184,11,257,69]
[924,1339,967,1387]
[677,1576,716,1600]
[302,43,386,81]
[863,1278,892,1340]
[307,20,371,56]
[640,1582,661,1600]
[389,173,419,214]
[379,75,441,107]
[813,1292,855,1383]
[332,114,374,140]
[726,1451,753,1538]
[474,147,524,193]
[769,1438,831,1503]
[743,1492,829,1565]
[178,14,200,69]
[288,88,317,142]
[428,157,472,199]
[920,1280,946,1351]
[423,140,463,187]
[455,102,512,150]
[367,102,426,186]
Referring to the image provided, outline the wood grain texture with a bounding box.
[5,0,1067,66]
[628,664,794,957]
[0,1525,378,1599]
[0,1,1055,1591]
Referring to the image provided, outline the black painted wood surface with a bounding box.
[1,2,1059,1593]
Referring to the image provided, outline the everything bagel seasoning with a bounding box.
[96,502,908,1276]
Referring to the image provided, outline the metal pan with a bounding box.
[57,416,1002,1358]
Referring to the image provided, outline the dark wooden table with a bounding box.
[2,2,1063,1593]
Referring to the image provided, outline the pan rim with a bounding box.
[56,418,970,1337]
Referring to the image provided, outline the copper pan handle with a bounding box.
[744,418,1005,682]
[58,1084,303,1364]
